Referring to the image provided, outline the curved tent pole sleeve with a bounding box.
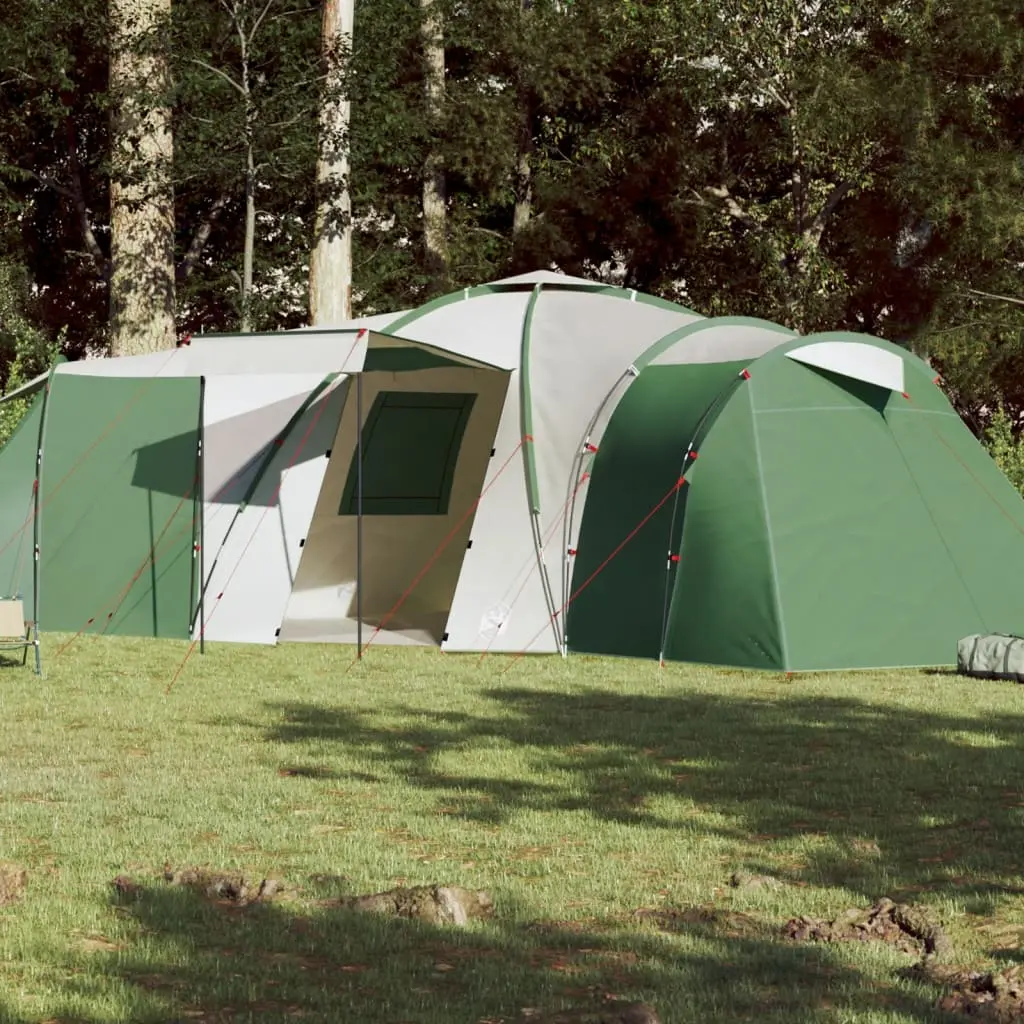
[561,368,637,651]
[519,284,542,511]
[657,372,749,667]
[519,283,562,653]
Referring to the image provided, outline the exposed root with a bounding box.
[163,866,284,906]
[340,884,494,927]
[908,960,1024,1021]
[784,897,951,959]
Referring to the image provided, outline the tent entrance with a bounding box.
[278,367,509,645]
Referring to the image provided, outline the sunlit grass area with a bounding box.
[2,637,1024,1022]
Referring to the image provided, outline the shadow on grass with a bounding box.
[5,878,952,1023]
[0,650,31,671]
[262,684,1024,908]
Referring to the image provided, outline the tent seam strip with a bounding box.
[748,381,790,671]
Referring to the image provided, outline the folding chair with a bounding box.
[0,596,40,674]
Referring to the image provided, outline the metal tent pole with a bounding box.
[356,370,363,659]
[31,374,53,676]
[198,376,206,655]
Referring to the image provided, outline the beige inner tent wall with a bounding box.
[278,366,510,645]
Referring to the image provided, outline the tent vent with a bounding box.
[442,632,449,642]
[466,539,473,549]
[325,449,332,458]
[274,628,281,638]
[490,448,496,458]
[299,538,305,547]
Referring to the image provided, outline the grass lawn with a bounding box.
[2,638,1024,1022]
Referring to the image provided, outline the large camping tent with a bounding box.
[0,271,701,655]
[5,273,1023,672]
[566,319,1024,671]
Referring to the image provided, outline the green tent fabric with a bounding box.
[0,271,702,653]
[568,327,1024,671]
[39,375,202,639]
[5,284,1024,673]
[0,391,46,610]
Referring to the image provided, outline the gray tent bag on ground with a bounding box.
[957,634,1024,682]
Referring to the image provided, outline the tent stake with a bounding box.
[356,370,363,659]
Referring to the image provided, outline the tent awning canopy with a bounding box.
[51,328,510,382]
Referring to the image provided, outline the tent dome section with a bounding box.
[572,327,1024,672]
[385,271,702,654]
[564,318,796,661]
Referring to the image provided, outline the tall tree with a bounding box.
[172,0,321,333]
[309,0,354,325]
[108,0,176,354]
[175,0,319,332]
[420,0,448,293]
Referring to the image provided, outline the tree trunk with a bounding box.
[309,0,354,326]
[109,0,176,355]
[512,1,533,242]
[242,138,255,330]
[241,23,255,332]
[513,119,533,235]
[421,0,447,293]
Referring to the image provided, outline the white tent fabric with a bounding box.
[785,340,906,393]
[279,366,511,645]
[58,331,369,378]
[19,270,717,654]
[380,276,701,652]
[649,318,798,367]
[202,378,350,644]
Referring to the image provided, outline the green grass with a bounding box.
[2,638,1024,1022]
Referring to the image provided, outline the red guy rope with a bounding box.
[500,476,686,675]
[479,467,591,663]
[347,437,529,669]
[54,405,281,658]
[0,350,180,565]
[54,481,197,656]
[903,392,1024,538]
[166,354,363,695]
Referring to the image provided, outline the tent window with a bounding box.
[340,391,476,516]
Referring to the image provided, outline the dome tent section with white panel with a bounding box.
[566,322,1024,672]
[362,269,702,654]
[0,270,701,657]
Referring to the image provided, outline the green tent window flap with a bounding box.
[340,391,476,516]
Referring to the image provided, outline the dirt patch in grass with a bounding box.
[0,863,27,905]
[728,871,785,891]
[516,1001,661,1023]
[77,934,124,953]
[907,961,1024,1021]
[635,904,765,938]
[784,898,952,958]
[338,883,495,926]
[161,867,286,906]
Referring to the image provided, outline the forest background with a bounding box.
[0,0,1022,483]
